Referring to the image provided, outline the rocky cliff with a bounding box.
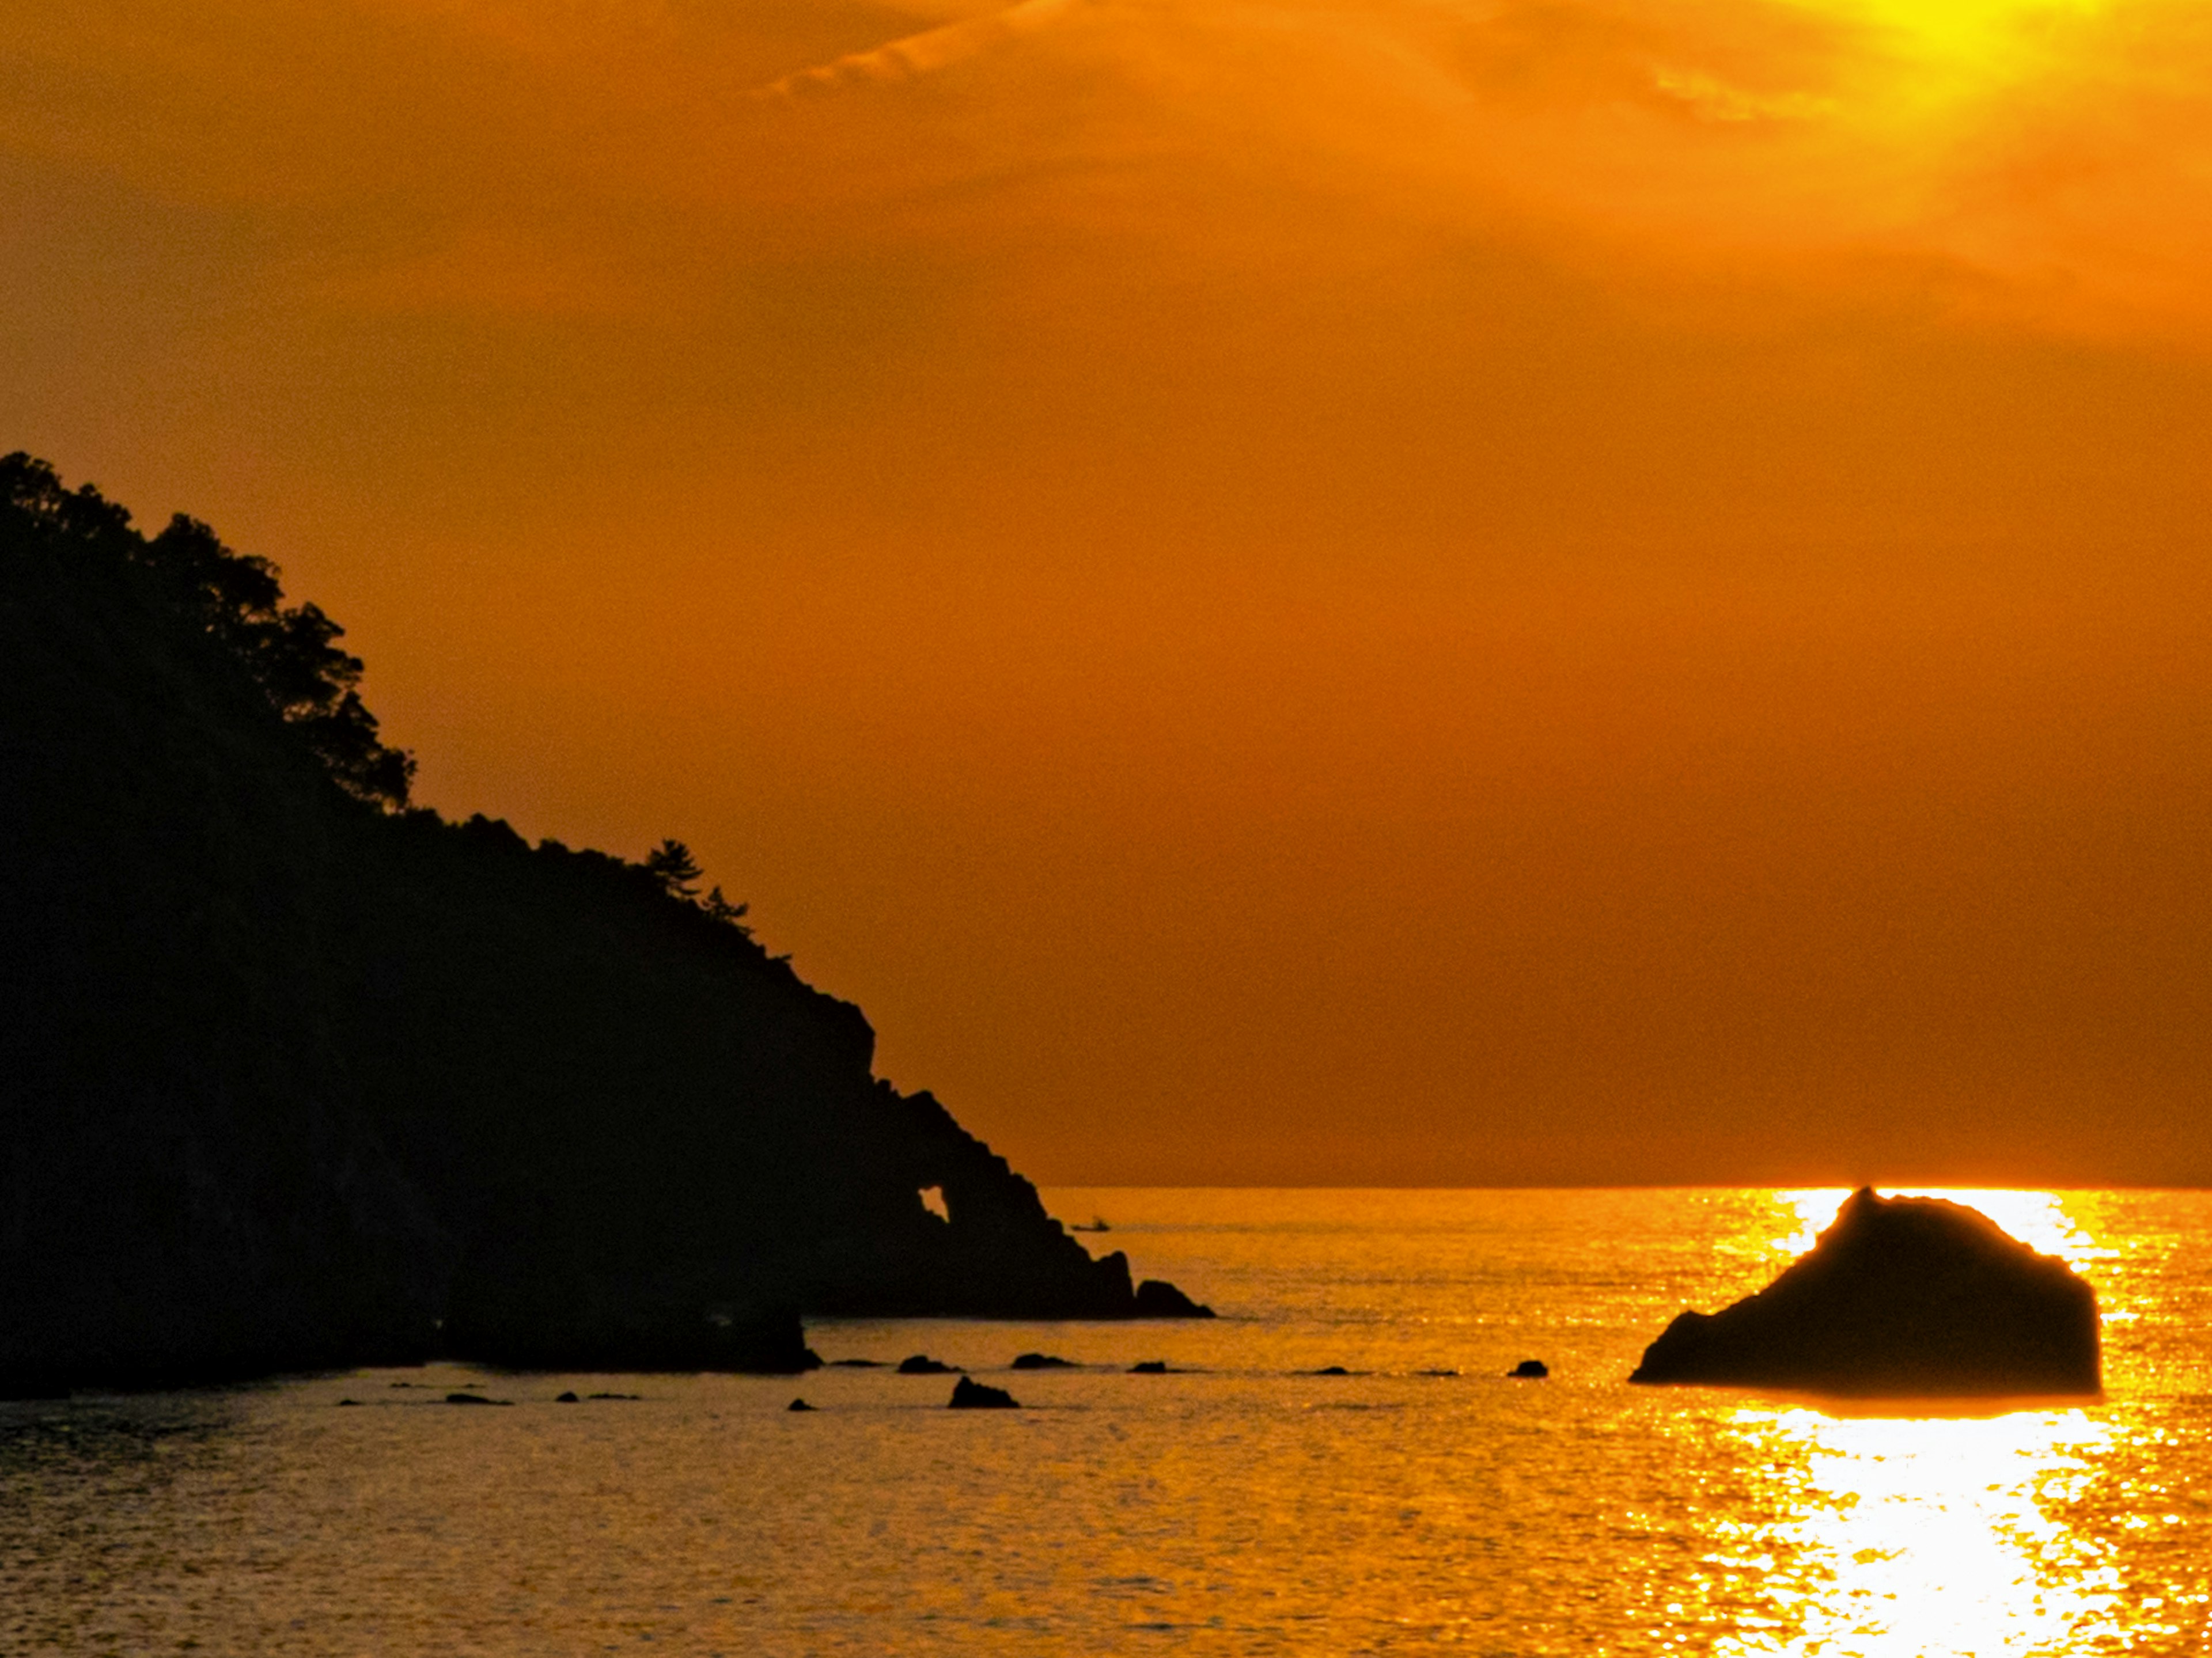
[0,454,1205,1395]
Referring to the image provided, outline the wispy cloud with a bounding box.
[756,0,1084,97]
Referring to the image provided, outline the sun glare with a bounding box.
[1773,0,2112,117]
[1804,0,2104,54]
[1772,1189,2099,1266]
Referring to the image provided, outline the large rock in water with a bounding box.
[1630,1188,2100,1397]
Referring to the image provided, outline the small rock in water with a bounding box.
[555,1391,580,1403]
[445,1392,511,1406]
[787,1397,816,1412]
[897,1355,959,1375]
[1309,1365,1353,1376]
[1133,1279,1216,1318]
[948,1377,1019,1409]
[828,1358,885,1368]
[586,1393,641,1401]
[1011,1353,1076,1370]
[337,1398,363,1407]
[1130,1360,1173,1374]
[1510,1360,1550,1379]
[1419,1368,1459,1378]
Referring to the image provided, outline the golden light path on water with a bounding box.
[1710,1407,2125,1656]
[1703,1189,2130,1656]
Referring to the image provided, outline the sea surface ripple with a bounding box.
[3,1188,2207,1654]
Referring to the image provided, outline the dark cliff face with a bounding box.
[1630,1188,2100,1398]
[2,468,444,1390]
[0,456,1203,1393]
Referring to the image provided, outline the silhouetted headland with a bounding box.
[1630,1188,2100,1397]
[0,454,1210,1396]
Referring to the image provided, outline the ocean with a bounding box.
[3,1188,2207,1655]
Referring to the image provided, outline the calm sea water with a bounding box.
[4,1188,2209,1655]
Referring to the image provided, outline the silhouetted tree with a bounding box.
[703,885,752,936]
[0,453,415,809]
[2,450,135,548]
[643,839,704,900]
[639,841,753,935]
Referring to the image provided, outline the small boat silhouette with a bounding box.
[1069,1216,1111,1233]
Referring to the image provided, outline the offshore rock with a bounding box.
[948,1377,1018,1409]
[1509,1359,1548,1379]
[1134,1280,1215,1318]
[1010,1353,1075,1369]
[1631,1188,2100,1397]
[897,1354,958,1375]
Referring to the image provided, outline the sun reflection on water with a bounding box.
[1709,1407,2124,1657]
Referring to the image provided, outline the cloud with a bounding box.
[757,0,1083,96]
[718,0,2212,339]
[13,0,2211,559]
[16,0,2212,344]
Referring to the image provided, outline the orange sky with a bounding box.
[7,0,2212,1184]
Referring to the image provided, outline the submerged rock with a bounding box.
[1509,1359,1549,1379]
[440,1302,820,1378]
[1011,1353,1075,1370]
[1129,1360,1172,1374]
[555,1391,579,1403]
[787,1397,815,1412]
[948,1377,1018,1409]
[0,1370,70,1402]
[444,1391,510,1406]
[1631,1187,2100,1397]
[897,1354,959,1375]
